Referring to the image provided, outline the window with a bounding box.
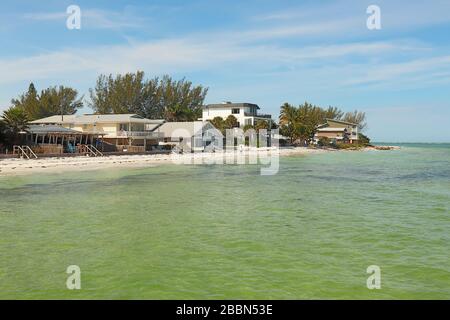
[119,124,129,131]
[232,108,240,114]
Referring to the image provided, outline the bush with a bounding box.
[358,133,371,146]
[317,137,331,147]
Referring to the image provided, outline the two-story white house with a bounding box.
[201,102,272,128]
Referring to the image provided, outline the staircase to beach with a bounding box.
[13,145,38,159]
[77,144,104,157]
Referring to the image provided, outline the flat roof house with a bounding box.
[201,102,272,128]
[314,119,359,144]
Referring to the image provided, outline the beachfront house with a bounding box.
[158,121,223,153]
[314,119,359,144]
[30,114,165,152]
[201,102,272,128]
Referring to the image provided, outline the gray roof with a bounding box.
[26,124,88,135]
[204,102,260,110]
[325,118,357,126]
[31,114,165,125]
[317,127,347,132]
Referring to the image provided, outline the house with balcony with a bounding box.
[314,118,359,144]
[201,102,272,128]
[30,114,165,151]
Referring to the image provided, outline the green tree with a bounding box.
[209,116,226,134]
[2,106,29,133]
[278,101,367,145]
[343,110,367,131]
[255,120,270,132]
[11,83,83,120]
[165,104,200,122]
[323,106,344,120]
[89,72,208,121]
[358,133,371,145]
[2,106,29,146]
[11,83,39,119]
[38,86,83,117]
[224,115,239,129]
[279,102,300,143]
[89,71,147,114]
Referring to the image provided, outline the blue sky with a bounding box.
[1,0,450,142]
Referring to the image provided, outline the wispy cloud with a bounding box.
[0,35,425,85]
[21,8,147,30]
[22,12,66,21]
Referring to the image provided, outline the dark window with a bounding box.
[232,108,240,114]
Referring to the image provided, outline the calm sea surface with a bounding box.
[0,144,449,299]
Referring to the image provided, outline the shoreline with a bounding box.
[0,146,399,177]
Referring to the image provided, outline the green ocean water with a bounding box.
[0,144,449,299]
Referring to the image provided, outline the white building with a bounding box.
[201,102,272,127]
[157,121,223,152]
[313,118,359,144]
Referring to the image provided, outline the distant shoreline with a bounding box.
[0,146,399,177]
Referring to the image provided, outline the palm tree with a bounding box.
[3,107,28,133]
[224,115,239,129]
[279,103,297,126]
[255,120,269,132]
[2,106,29,146]
[209,116,225,134]
[279,103,301,143]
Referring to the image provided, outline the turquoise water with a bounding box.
[0,144,449,299]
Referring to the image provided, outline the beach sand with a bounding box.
[0,146,399,177]
[0,147,328,176]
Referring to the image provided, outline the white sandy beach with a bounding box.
[0,146,399,177]
[0,147,326,176]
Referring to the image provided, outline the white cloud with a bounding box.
[22,12,66,21]
[0,35,421,85]
[22,8,146,30]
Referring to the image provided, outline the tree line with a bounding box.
[0,70,368,150]
[0,71,208,150]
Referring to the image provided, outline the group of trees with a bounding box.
[0,72,208,150]
[1,71,370,151]
[89,72,208,121]
[208,115,274,135]
[11,83,83,121]
[279,102,367,144]
[0,84,84,150]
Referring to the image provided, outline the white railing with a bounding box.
[116,131,164,138]
[82,130,163,138]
